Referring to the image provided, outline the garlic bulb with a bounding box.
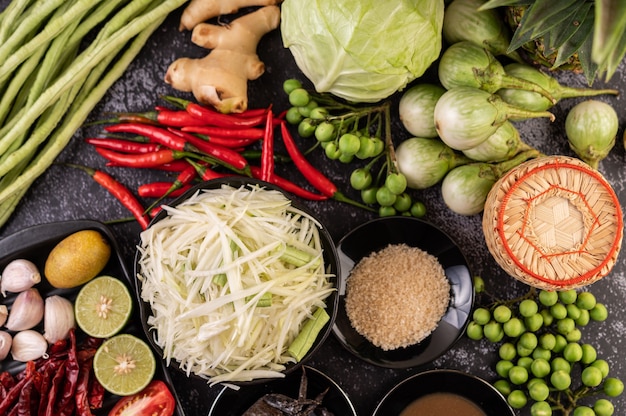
[5,288,44,331]
[43,295,75,344]
[0,331,11,360]
[0,305,7,327]
[11,330,47,362]
[0,259,41,296]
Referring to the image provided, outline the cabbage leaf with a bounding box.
[281,0,444,103]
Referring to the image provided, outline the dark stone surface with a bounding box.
[1,3,625,416]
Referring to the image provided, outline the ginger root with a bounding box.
[179,0,283,32]
[164,6,280,114]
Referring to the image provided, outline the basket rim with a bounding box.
[491,156,623,288]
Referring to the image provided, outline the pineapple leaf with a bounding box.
[548,2,593,50]
[515,0,584,38]
[552,10,594,69]
[478,0,532,10]
[577,32,599,85]
[592,0,626,76]
[599,31,626,81]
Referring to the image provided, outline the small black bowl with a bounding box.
[373,368,515,415]
[208,365,356,416]
[134,177,340,385]
[332,216,474,368]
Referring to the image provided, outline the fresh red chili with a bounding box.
[66,163,150,229]
[181,126,264,139]
[260,110,275,182]
[138,182,193,198]
[232,107,269,119]
[168,128,249,171]
[141,163,196,206]
[249,166,329,201]
[162,95,266,128]
[105,123,193,152]
[280,122,337,198]
[85,138,161,154]
[156,109,211,127]
[95,147,179,169]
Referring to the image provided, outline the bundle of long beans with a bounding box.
[0,0,188,228]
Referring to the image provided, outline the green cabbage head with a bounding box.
[281,0,444,103]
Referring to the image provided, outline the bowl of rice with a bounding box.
[134,177,340,386]
[332,216,474,368]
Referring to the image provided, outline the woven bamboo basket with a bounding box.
[483,156,623,291]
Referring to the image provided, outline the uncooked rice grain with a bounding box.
[345,243,450,350]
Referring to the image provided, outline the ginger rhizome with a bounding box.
[179,0,283,31]
[165,5,280,113]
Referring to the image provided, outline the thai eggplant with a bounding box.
[462,121,535,162]
[441,150,540,215]
[434,87,555,151]
[438,41,555,102]
[565,100,618,169]
[398,83,446,138]
[442,0,523,63]
[498,63,619,111]
[396,137,472,189]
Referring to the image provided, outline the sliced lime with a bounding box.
[93,334,156,396]
[74,275,132,338]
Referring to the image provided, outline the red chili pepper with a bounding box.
[190,134,260,149]
[250,166,329,201]
[105,123,194,152]
[181,126,264,139]
[138,182,193,198]
[156,109,211,127]
[280,122,375,211]
[0,364,33,413]
[66,164,150,229]
[95,147,179,168]
[85,138,161,154]
[162,95,265,128]
[232,107,269,119]
[168,128,249,172]
[280,122,337,198]
[260,110,275,182]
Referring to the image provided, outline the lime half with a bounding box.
[94,334,156,396]
[75,275,132,338]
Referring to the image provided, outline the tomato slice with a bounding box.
[109,380,175,416]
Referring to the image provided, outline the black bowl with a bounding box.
[373,368,515,415]
[0,220,185,416]
[332,216,474,368]
[208,365,356,415]
[134,177,340,385]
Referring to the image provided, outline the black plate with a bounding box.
[0,220,185,416]
[372,368,515,415]
[332,216,474,368]
[207,365,356,416]
[134,177,341,386]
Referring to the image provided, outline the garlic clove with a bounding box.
[5,288,44,331]
[0,259,41,296]
[43,295,75,344]
[0,331,11,361]
[11,330,47,362]
[0,305,7,327]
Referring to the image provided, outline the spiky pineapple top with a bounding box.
[480,0,626,85]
